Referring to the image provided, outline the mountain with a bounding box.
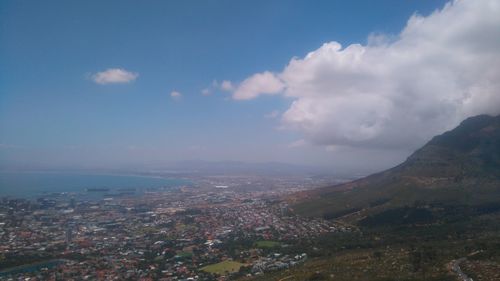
[167,160,325,175]
[291,114,500,221]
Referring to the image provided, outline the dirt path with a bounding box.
[449,258,473,281]
[277,275,295,281]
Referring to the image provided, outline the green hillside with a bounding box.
[292,115,500,222]
[242,115,500,281]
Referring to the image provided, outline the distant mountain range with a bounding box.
[0,160,332,177]
[291,114,500,221]
[163,160,325,175]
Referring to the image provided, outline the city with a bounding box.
[2,0,500,280]
[0,176,351,280]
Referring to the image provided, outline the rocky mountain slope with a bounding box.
[291,114,500,220]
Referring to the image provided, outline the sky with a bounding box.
[1,0,499,173]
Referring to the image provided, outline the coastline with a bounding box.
[0,170,183,180]
[0,171,191,199]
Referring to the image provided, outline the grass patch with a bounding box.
[255,240,281,248]
[175,252,193,259]
[201,260,245,275]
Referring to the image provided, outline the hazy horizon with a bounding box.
[2,0,499,173]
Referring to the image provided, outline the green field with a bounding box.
[200,260,245,275]
[255,240,281,248]
[175,252,193,259]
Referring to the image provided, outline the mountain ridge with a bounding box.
[290,114,500,220]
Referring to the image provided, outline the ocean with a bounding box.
[0,171,189,199]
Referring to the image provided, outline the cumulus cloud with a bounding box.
[200,80,236,96]
[201,80,219,96]
[170,90,182,100]
[91,68,138,84]
[220,80,235,92]
[228,0,500,149]
[232,71,285,100]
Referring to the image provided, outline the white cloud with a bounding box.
[227,0,500,149]
[91,68,138,84]
[220,80,235,92]
[232,71,285,100]
[201,80,220,96]
[170,90,182,100]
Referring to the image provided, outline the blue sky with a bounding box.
[5,0,493,172]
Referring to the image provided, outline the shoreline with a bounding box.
[0,170,184,180]
[0,171,191,199]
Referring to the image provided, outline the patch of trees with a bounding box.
[177,208,202,216]
[369,198,391,208]
[360,206,435,227]
[322,207,361,220]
